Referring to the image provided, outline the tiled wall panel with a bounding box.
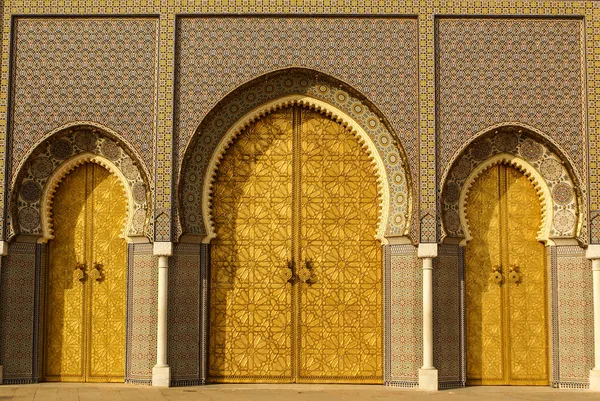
[10,17,159,179]
[437,18,585,183]
[168,243,201,385]
[433,245,462,387]
[126,244,157,384]
[0,243,37,383]
[387,244,421,387]
[555,246,593,387]
[175,16,419,198]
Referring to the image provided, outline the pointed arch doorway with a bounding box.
[208,105,383,384]
[43,162,128,382]
[465,163,549,385]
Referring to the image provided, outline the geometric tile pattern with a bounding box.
[177,69,414,240]
[0,243,37,383]
[433,245,462,387]
[175,18,419,239]
[387,245,420,387]
[8,126,152,240]
[168,243,201,386]
[9,17,158,180]
[125,244,157,385]
[554,246,594,387]
[437,18,585,190]
[441,127,584,243]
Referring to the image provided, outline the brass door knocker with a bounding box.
[509,264,521,284]
[90,262,104,283]
[74,262,87,283]
[490,264,503,285]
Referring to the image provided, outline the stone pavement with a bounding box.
[0,384,599,401]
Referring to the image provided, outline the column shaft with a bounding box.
[156,255,168,367]
[422,257,434,370]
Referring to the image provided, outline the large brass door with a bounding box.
[465,164,548,385]
[44,163,128,382]
[209,106,383,383]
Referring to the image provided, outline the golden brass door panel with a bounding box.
[87,165,128,382]
[209,106,383,384]
[465,164,548,386]
[44,165,88,382]
[298,109,382,383]
[504,166,548,384]
[209,108,294,382]
[44,163,127,382]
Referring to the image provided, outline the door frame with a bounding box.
[458,157,556,386]
[37,159,135,382]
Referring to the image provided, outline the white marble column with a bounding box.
[152,242,172,387]
[417,243,438,391]
[587,245,600,391]
[0,240,8,384]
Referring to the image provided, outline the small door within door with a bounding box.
[465,164,549,385]
[44,163,128,382]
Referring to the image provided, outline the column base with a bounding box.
[152,365,171,387]
[590,369,600,391]
[418,368,438,391]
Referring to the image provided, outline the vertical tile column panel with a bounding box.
[126,243,158,384]
[555,245,594,388]
[200,243,209,384]
[433,244,462,389]
[154,12,175,242]
[168,243,201,386]
[0,243,37,383]
[387,244,421,388]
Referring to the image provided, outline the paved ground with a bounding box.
[0,384,599,401]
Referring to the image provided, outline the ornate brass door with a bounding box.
[465,164,548,385]
[44,163,128,382]
[209,106,383,383]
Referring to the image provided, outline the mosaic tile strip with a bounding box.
[0,243,36,382]
[168,243,201,385]
[555,245,593,386]
[178,68,414,240]
[174,18,419,233]
[199,243,209,383]
[125,243,157,384]
[436,17,585,186]
[441,127,585,243]
[7,126,152,240]
[9,17,158,180]
[388,244,420,385]
[419,12,436,242]
[154,13,175,242]
[433,245,461,385]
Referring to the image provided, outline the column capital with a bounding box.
[0,241,8,256]
[587,245,600,261]
[417,243,438,259]
[153,242,173,257]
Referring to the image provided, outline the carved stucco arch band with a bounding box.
[39,154,134,243]
[458,154,553,245]
[441,126,581,242]
[12,125,151,240]
[203,95,393,244]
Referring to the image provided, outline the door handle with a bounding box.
[509,264,521,284]
[282,260,294,284]
[490,264,503,285]
[299,260,318,285]
[74,262,87,283]
[90,262,104,283]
